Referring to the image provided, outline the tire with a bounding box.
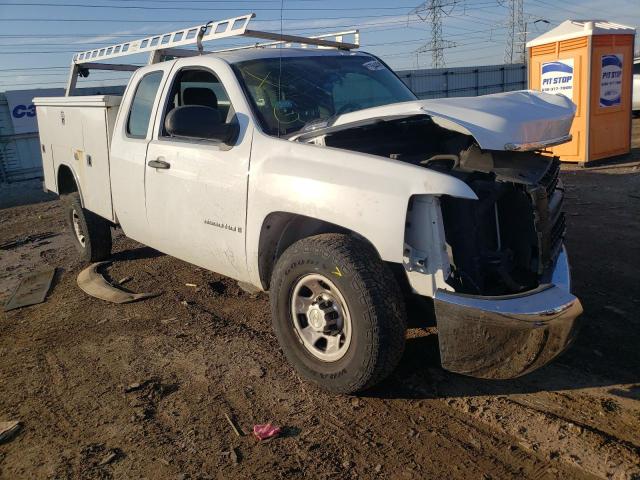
[64,192,112,262]
[270,233,407,394]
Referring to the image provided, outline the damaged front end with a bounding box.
[438,147,566,296]
[294,93,582,379]
[427,146,582,379]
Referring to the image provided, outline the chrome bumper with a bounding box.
[434,247,582,379]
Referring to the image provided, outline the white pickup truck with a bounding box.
[34,15,582,393]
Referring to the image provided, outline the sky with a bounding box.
[0,0,638,92]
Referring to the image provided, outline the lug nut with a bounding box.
[325,310,339,321]
[322,310,340,333]
[319,300,333,310]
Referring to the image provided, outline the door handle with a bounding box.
[147,158,170,169]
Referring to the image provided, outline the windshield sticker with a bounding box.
[363,60,384,71]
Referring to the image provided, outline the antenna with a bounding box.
[411,0,458,68]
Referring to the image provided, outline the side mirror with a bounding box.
[165,105,239,145]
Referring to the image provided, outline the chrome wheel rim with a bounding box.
[71,209,86,247]
[290,274,352,362]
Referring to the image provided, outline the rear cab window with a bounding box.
[127,71,164,138]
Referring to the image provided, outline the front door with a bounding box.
[144,65,253,281]
[110,65,172,243]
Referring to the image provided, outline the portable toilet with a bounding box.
[527,20,636,165]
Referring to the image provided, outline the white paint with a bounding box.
[142,56,255,281]
[304,90,576,152]
[244,127,476,288]
[33,95,121,221]
[403,195,453,297]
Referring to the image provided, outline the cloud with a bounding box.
[70,25,159,45]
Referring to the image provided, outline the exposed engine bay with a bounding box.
[300,115,565,296]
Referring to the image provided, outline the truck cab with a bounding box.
[34,15,582,394]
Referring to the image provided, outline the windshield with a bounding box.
[234,54,416,136]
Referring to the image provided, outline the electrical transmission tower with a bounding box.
[411,0,457,68]
[503,0,526,64]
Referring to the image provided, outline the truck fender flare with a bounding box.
[56,162,85,207]
[257,211,381,290]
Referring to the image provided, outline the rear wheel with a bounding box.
[270,233,407,393]
[64,192,112,262]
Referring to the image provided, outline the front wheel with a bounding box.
[270,233,407,393]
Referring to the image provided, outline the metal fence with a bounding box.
[396,63,527,99]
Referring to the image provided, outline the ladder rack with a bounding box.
[66,13,360,95]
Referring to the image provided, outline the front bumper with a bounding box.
[434,247,582,379]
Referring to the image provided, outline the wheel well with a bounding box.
[258,212,377,290]
[57,165,78,195]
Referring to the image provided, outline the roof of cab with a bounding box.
[209,47,372,64]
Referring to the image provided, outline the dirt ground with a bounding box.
[1,121,639,480]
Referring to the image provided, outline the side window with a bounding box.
[162,68,234,138]
[127,71,163,138]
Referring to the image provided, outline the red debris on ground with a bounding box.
[252,423,281,441]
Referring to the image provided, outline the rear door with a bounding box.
[143,61,253,280]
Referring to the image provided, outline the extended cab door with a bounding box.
[110,62,173,243]
[143,59,253,281]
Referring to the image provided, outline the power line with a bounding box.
[0,3,421,12]
[0,0,503,19]
[0,33,505,85]
[0,1,517,81]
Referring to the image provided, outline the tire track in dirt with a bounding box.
[440,394,639,479]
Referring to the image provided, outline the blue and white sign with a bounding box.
[600,54,623,107]
[540,58,574,100]
[5,88,63,134]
